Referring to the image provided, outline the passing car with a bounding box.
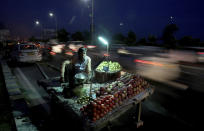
[10,43,42,63]
[186,47,204,63]
[196,48,204,63]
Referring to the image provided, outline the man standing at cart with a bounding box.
[61,47,92,97]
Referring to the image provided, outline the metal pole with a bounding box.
[55,16,58,39]
[107,44,109,56]
[91,0,94,45]
[41,27,43,41]
[41,24,44,41]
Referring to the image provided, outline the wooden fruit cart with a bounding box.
[38,71,154,131]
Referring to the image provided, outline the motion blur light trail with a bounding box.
[65,51,74,56]
[134,59,164,67]
[50,51,56,55]
[51,44,65,53]
[134,58,188,90]
[197,52,204,55]
[86,45,96,49]
[104,53,110,57]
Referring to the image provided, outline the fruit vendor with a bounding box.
[61,47,92,97]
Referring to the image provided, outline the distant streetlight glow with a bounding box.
[49,12,54,17]
[35,21,40,25]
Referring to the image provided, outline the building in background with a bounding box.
[0,29,11,50]
[0,29,10,42]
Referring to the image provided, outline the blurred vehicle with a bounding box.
[10,43,42,63]
[67,41,84,52]
[196,48,204,63]
[60,41,86,56]
[185,47,204,63]
[197,52,204,62]
[117,47,129,54]
[51,44,65,53]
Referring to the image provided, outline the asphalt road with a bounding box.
[7,45,204,130]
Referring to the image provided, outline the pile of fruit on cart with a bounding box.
[95,61,122,73]
[80,73,151,122]
[95,61,122,82]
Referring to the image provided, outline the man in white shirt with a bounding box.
[61,47,92,89]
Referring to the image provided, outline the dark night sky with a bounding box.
[0,0,204,40]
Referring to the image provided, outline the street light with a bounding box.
[35,20,40,25]
[98,36,109,56]
[98,36,109,81]
[49,12,58,39]
[49,13,53,17]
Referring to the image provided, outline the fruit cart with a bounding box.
[37,61,154,131]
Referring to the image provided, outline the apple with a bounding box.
[93,117,96,122]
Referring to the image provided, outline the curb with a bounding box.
[0,60,38,131]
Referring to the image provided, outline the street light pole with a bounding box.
[82,0,94,44]
[55,16,58,39]
[91,0,94,45]
[49,12,58,39]
[107,43,109,56]
[35,20,43,40]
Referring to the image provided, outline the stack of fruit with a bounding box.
[95,61,122,82]
[96,74,150,98]
[80,95,116,122]
[77,96,93,105]
[80,73,150,123]
[95,61,121,73]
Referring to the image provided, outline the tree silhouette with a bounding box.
[29,36,37,42]
[83,30,91,42]
[112,33,126,43]
[192,38,200,46]
[148,35,157,43]
[179,36,200,46]
[57,29,69,42]
[126,31,136,45]
[162,24,179,49]
[178,36,193,46]
[138,38,147,45]
[71,31,84,41]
